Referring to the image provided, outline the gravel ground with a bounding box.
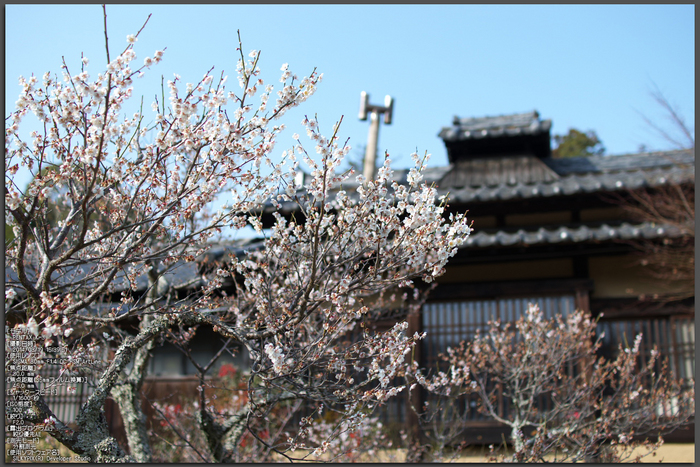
[450,443,695,463]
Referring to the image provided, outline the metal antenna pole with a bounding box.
[364,113,380,181]
[358,92,393,181]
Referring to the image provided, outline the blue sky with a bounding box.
[6,4,695,180]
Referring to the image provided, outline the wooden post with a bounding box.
[575,287,590,314]
[406,309,424,450]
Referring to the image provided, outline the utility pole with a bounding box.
[358,92,393,181]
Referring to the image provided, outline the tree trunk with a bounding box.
[111,334,154,462]
[198,404,250,463]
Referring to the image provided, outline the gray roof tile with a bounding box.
[439,111,552,142]
[544,149,694,174]
[5,238,266,297]
[463,221,684,249]
[439,151,694,204]
[438,155,560,187]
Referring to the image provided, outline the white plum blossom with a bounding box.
[26,317,40,337]
[4,11,473,464]
[264,343,286,375]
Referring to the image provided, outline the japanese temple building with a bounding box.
[383,111,694,442]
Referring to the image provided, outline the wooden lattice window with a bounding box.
[36,364,95,424]
[597,315,695,389]
[420,295,577,422]
[422,295,577,370]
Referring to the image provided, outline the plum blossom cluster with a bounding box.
[412,305,694,462]
[289,413,392,461]
[11,313,74,350]
[5,9,473,463]
[207,136,470,454]
[5,31,322,319]
[264,343,288,375]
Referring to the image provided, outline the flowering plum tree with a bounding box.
[5,8,471,463]
[413,304,694,462]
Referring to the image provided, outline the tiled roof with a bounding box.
[463,221,686,248]
[439,111,552,142]
[5,238,265,297]
[266,150,694,215]
[443,162,693,204]
[438,155,560,187]
[544,149,694,174]
[438,149,694,203]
